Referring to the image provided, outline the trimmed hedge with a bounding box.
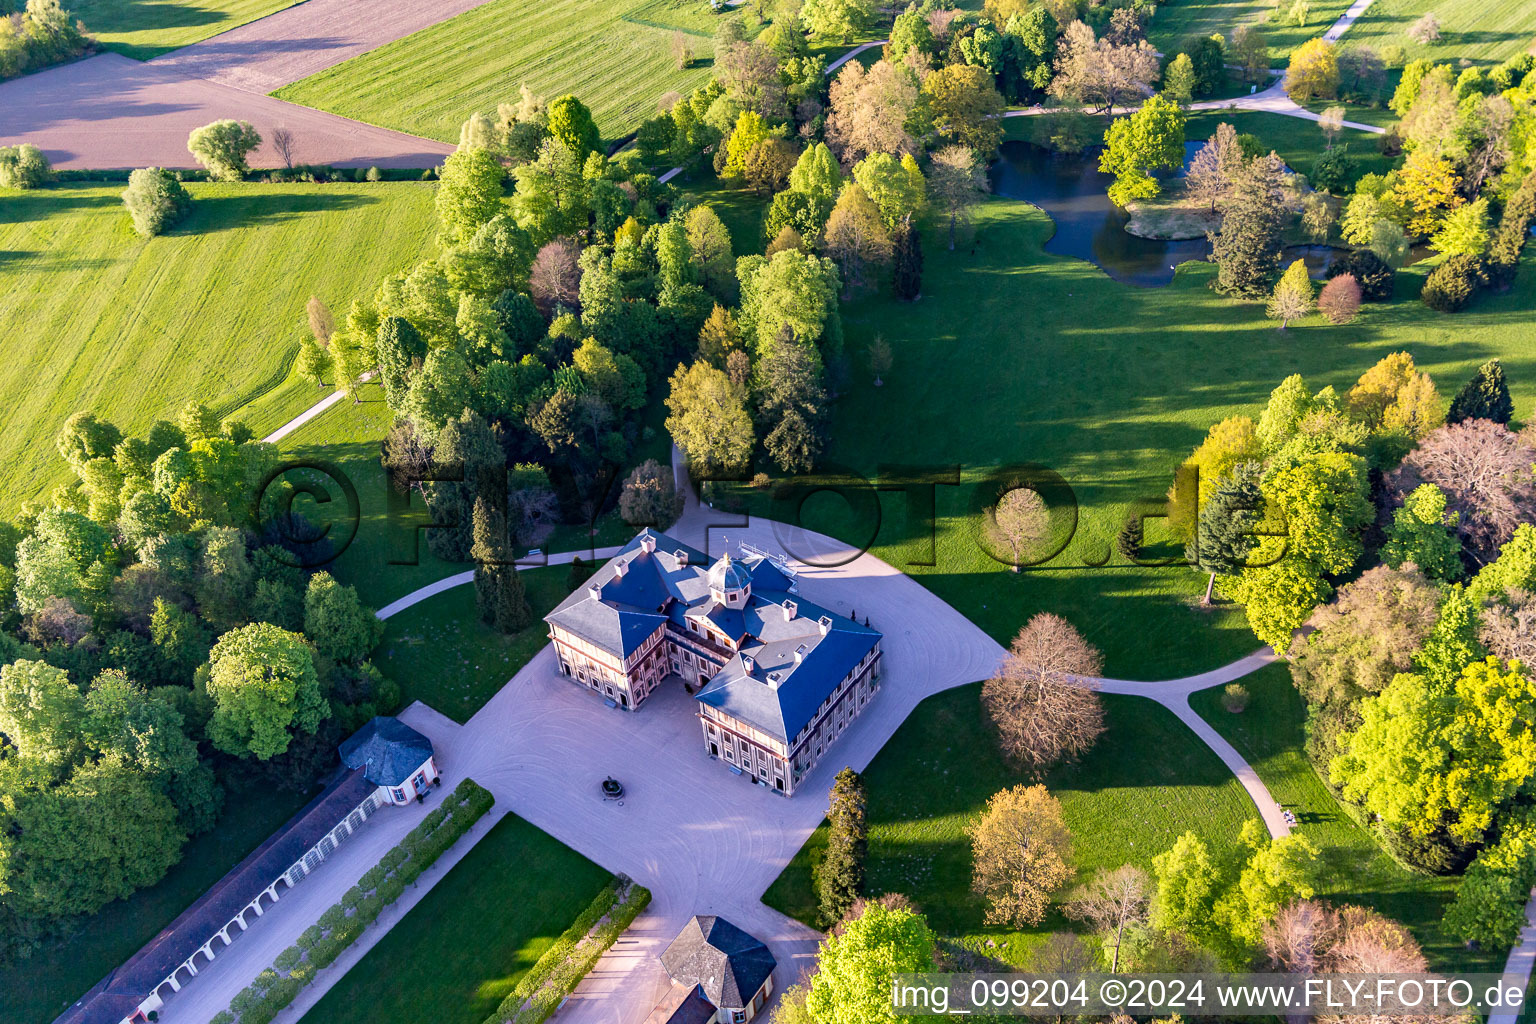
[479,876,653,1024]
[220,778,494,1024]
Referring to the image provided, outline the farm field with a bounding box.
[1146,0,1355,59]
[299,813,612,1024]
[1189,666,1497,973]
[67,0,302,60]
[1343,0,1536,66]
[762,688,1261,966]
[721,193,1536,679]
[4,786,316,1024]
[273,0,725,144]
[0,182,437,515]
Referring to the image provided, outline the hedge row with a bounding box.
[480,875,653,1024]
[213,778,494,1024]
[53,166,437,184]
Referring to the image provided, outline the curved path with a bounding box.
[1004,0,1383,135]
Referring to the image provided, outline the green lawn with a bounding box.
[273,0,727,144]
[4,784,316,1024]
[68,0,303,60]
[768,693,1259,964]
[300,813,612,1024]
[1146,0,1356,59]
[1183,109,1398,180]
[372,569,570,722]
[1188,665,1500,973]
[1344,0,1536,66]
[718,190,1536,679]
[763,688,1261,966]
[0,182,437,516]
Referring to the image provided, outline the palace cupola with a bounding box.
[706,553,751,609]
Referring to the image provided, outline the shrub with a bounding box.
[121,167,193,237]
[1114,518,1142,561]
[1317,273,1362,323]
[1421,254,1482,312]
[0,143,52,188]
[187,119,262,182]
[1310,146,1355,194]
[1222,683,1250,713]
[378,876,406,905]
[366,166,382,181]
[1327,248,1394,300]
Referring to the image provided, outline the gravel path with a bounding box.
[1004,0,1384,135]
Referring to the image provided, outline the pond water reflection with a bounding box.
[989,141,1377,288]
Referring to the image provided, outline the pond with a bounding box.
[989,141,1371,288]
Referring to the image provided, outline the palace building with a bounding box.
[544,529,883,796]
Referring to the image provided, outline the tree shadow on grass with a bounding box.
[171,190,380,234]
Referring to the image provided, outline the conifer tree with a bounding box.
[471,494,532,633]
[1211,153,1286,297]
[1191,471,1262,605]
[892,221,924,300]
[1266,258,1315,328]
[1447,359,1513,424]
[815,767,868,926]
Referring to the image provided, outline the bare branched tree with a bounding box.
[271,126,296,169]
[982,612,1106,770]
[986,484,1053,570]
[1064,865,1150,972]
[1386,419,1536,565]
[529,238,581,315]
[1479,588,1536,664]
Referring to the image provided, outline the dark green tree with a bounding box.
[892,222,924,300]
[376,315,427,409]
[1191,470,1262,605]
[1447,358,1513,424]
[471,495,532,633]
[303,572,383,663]
[815,766,869,925]
[1211,153,1286,297]
[424,410,505,561]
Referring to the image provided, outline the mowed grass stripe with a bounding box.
[67,0,304,60]
[273,0,721,142]
[1344,0,1536,65]
[1146,0,1355,59]
[0,183,438,513]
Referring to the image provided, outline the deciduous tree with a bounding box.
[665,361,754,473]
[205,622,328,761]
[968,783,1073,927]
[981,613,1105,769]
[187,119,261,181]
[1286,38,1338,102]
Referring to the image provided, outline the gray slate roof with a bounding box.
[544,530,881,744]
[338,716,434,787]
[659,916,776,1010]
